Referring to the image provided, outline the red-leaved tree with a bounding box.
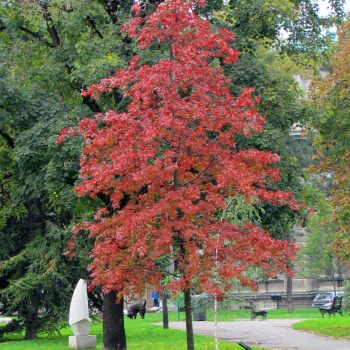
[63,1,298,349]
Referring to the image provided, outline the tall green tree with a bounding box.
[0,0,135,344]
[0,76,89,339]
[210,0,345,55]
[308,18,350,259]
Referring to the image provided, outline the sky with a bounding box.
[318,0,350,16]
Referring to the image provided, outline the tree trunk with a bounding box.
[331,262,337,295]
[24,322,38,340]
[286,276,293,313]
[23,295,39,340]
[183,289,194,350]
[162,292,169,329]
[103,291,126,350]
[24,310,38,340]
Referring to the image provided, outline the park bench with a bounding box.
[237,341,253,350]
[319,296,343,317]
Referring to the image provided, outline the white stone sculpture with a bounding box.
[68,279,96,349]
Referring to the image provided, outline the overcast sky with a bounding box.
[318,0,350,16]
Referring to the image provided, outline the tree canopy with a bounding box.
[70,0,298,298]
[57,3,303,348]
[308,18,350,259]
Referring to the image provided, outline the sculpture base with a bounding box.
[69,335,96,349]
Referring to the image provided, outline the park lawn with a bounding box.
[204,307,322,321]
[292,316,350,339]
[0,312,262,350]
[0,308,322,349]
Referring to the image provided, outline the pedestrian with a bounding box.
[152,290,160,307]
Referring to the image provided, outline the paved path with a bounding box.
[164,319,350,350]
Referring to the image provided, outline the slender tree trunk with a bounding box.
[214,296,219,350]
[183,289,194,350]
[331,262,337,295]
[286,276,293,313]
[103,291,126,350]
[162,292,169,329]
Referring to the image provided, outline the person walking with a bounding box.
[152,291,160,307]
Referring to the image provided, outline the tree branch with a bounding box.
[0,19,6,32]
[18,26,55,48]
[97,193,112,208]
[66,77,102,114]
[101,0,133,52]
[86,16,104,39]
[112,88,123,107]
[181,157,216,187]
[0,130,15,149]
[37,0,61,47]
[82,95,102,113]
[103,0,120,25]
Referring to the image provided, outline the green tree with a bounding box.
[0,0,138,344]
[211,0,345,56]
[0,0,134,341]
[297,186,342,288]
[308,18,350,259]
[0,76,87,338]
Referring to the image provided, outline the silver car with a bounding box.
[311,291,344,309]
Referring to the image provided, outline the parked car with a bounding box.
[311,291,344,309]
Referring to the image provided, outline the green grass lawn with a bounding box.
[292,315,350,339]
[0,308,332,349]
[203,307,322,321]
[0,312,262,350]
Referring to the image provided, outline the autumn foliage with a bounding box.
[310,19,350,257]
[67,0,298,298]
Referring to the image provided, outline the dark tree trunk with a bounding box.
[23,295,39,340]
[162,292,169,329]
[183,289,194,350]
[24,309,39,340]
[103,291,126,350]
[24,323,38,340]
